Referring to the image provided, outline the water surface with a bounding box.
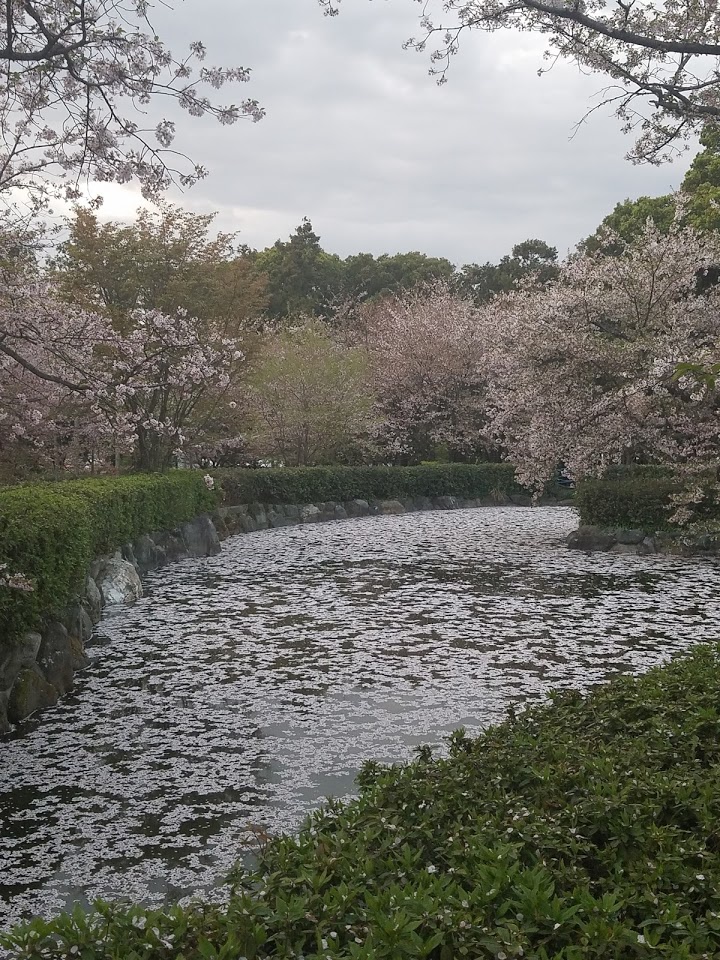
[2,506,720,929]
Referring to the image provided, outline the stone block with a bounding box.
[64,602,93,644]
[566,526,617,551]
[179,515,221,557]
[84,577,103,622]
[38,622,76,695]
[613,528,646,545]
[378,500,405,515]
[7,665,58,724]
[133,534,165,571]
[96,558,143,605]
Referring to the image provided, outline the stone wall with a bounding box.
[210,491,552,538]
[567,524,720,555]
[0,515,220,735]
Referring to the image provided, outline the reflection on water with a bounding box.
[2,506,720,929]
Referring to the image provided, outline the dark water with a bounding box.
[2,506,720,931]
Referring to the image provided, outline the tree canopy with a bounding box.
[53,204,268,331]
[584,126,720,250]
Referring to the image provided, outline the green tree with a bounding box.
[254,219,344,320]
[342,251,455,301]
[244,319,375,466]
[53,203,268,332]
[583,128,720,251]
[456,239,559,304]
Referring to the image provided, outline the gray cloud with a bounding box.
[96,0,693,264]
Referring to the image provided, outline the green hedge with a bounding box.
[575,476,681,530]
[0,488,92,646]
[215,463,525,506]
[7,644,720,958]
[0,473,214,645]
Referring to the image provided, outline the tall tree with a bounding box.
[320,0,720,163]
[254,219,344,320]
[356,282,494,463]
[456,239,558,304]
[584,127,720,251]
[53,203,268,331]
[481,221,720,497]
[342,251,455,302]
[244,319,374,466]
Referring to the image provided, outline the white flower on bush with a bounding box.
[203,474,215,491]
[0,563,33,592]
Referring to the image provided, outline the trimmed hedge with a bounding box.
[215,463,525,506]
[0,488,92,646]
[0,473,214,645]
[7,644,720,958]
[575,476,681,530]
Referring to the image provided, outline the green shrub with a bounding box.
[7,645,720,958]
[49,473,215,554]
[0,472,214,644]
[575,476,682,530]
[216,463,524,505]
[0,488,91,643]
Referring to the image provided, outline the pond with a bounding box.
[2,505,720,933]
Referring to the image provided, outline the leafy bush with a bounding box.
[7,644,720,958]
[0,488,91,644]
[0,472,214,644]
[575,476,682,530]
[216,463,524,506]
[50,473,215,554]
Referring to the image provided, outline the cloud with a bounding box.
[86,0,693,265]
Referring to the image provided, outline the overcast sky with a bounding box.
[92,0,694,266]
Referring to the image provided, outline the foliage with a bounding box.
[584,127,720,251]
[49,472,216,555]
[582,196,678,253]
[10,644,720,956]
[481,219,720,498]
[455,239,559,304]
[0,472,213,644]
[0,487,91,644]
[244,320,375,466]
[0,0,262,208]
[52,204,268,330]
[321,0,720,165]
[215,463,522,505]
[342,251,456,302]
[254,219,344,320]
[575,476,683,530]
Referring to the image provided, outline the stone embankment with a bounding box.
[567,525,720,555]
[1,492,570,735]
[0,515,220,735]
[210,492,543,538]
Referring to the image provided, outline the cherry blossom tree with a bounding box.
[0,0,263,206]
[320,0,720,163]
[481,220,720,497]
[0,247,244,472]
[350,282,494,463]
